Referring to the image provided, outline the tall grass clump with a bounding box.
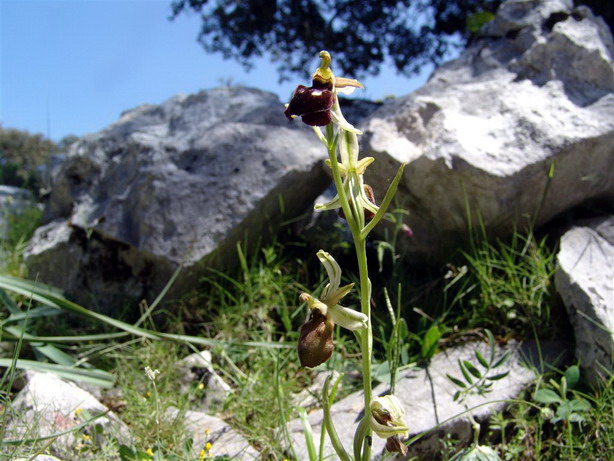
[450,230,559,340]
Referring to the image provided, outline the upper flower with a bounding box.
[284,51,363,127]
[298,250,368,367]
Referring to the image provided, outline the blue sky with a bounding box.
[1,0,433,141]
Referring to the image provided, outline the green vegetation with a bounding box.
[0,207,611,459]
[0,127,77,196]
[0,115,610,460]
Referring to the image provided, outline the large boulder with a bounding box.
[362,0,614,264]
[555,216,614,387]
[25,87,329,312]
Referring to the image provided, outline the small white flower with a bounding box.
[144,366,160,382]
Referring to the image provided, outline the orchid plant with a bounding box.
[285,51,407,460]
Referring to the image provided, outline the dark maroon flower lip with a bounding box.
[284,84,334,126]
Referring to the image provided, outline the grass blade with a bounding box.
[0,358,115,388]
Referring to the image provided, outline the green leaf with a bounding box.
[119,445,137,461]
[322,375,351,461]
[421,324,441,360]
[3,325,77,366]
[458,360,474,385]
[492,350,511,369]
[297,408,317,461]
[467,11,496,34]
[464,360,482,379]
[0,274,292,350]
[475,350,489,368]
[6,306,60,322]
[0,358,115,388]
[0,275,159,340]
[485,329,496,362]
[564,365,581,389]
[486,371,510,381]
[534,388,562,405]
[555,401,572,422]
[569,398,591,412]
[447,374,467,388]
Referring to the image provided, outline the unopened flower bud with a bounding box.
[540,407,554,420]
[401,223,414,238]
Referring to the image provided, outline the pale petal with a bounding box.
[339,128,359,166]
[330,109,363,135]
[317,250,342,294]
[355,157,375,175]
[324,158,348,176]
[314,194,342,211]
[358,192,379,215]
[325,282,354,307]
[312,126,328,145]
[335,86,358,95]
[329,304,368,331]
[334,77,364,89]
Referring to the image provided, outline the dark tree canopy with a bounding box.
[170,0,503,80]
[171,0,613,80]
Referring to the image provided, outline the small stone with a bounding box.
[5,372,131,459]
[166,406,258,459]
[176,350,232,414]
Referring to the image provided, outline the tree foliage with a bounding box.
[170,0,503,79]
[171,0,614,81]
[0,127,59,192]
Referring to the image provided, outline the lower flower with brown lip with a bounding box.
[297,250,368,368]
[298,309,334,368]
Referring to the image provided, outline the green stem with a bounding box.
[325,122,374,460]
[355,236,373,461]
[326,125,358,235]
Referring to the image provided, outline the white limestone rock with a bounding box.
[25,87,329,312]
[361,0,614,264]
[555,216,614,386]
[166,406,259,459]
[176,350,232,414]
